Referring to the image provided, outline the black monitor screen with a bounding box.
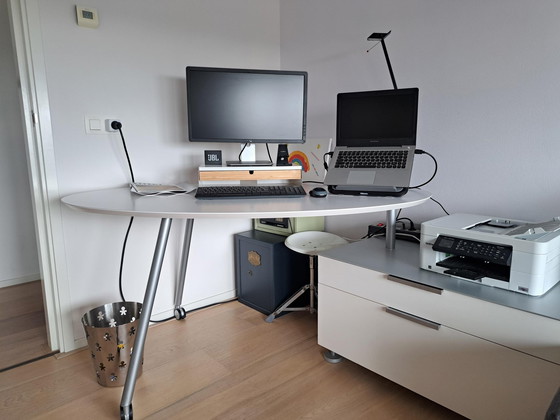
[337,88,419,147]
[187,67,307,144]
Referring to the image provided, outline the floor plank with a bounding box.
[0,301,465,419]
[0,281,52,371]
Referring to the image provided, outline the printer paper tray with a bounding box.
[436,256,510,282]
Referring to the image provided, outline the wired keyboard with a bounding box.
[195,185,306,199]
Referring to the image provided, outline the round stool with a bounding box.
[265,231,348,323]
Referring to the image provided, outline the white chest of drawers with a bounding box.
[318,238,560,420]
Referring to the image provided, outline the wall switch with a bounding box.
[88,118,102,131]
[85,116,104,134]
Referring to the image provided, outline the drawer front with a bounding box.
[318,256,560,364]
[318,284,560,420]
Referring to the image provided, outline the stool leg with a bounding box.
[265,284,310,322]
[265,254,318,322]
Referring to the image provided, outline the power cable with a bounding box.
[113,122,174,323]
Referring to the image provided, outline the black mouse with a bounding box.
[309,187,328,198]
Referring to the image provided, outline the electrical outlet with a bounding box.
[84,116,121,134]
[105,119,121,132]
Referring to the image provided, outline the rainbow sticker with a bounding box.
[288,150,310,172]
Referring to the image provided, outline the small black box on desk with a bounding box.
[234,230,308,315]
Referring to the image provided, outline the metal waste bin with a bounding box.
[82,301,143,387]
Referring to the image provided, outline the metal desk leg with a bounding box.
[173,219,194,320]
[120,218,173,420]
[385,209,397,250]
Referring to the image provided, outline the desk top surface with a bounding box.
[61,186,431,219]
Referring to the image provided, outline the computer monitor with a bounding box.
[186,66,308,166]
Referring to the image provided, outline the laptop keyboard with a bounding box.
[335,150,408,169]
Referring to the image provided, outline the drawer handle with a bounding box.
[385,307,441,331]
[387,275,443,295]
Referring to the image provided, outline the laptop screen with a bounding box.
[336,88,419,147]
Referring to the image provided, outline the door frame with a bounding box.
[8,0,74,352]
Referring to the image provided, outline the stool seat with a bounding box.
[285,231,348,255]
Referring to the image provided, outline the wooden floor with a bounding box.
[0,301,465,419]
[0,280,54,372]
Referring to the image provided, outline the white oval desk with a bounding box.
[62,186,431,419]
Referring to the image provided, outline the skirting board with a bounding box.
[0,273,41,288]
[73,289,237,350]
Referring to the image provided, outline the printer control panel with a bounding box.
[433,235,512,266]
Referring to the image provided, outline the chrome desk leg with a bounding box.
[173,219,194,320]
[120,217,172,420]
[385,209,397,250]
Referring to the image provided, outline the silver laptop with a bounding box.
[324,88,419,196]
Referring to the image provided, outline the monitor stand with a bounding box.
[275,144,291,166]
[226,143,273,167]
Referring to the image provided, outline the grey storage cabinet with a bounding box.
[234,230,308,315]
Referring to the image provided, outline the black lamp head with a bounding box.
[367,31,391,41]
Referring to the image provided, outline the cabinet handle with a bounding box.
[386,275,443,295]
[385,306,441,331]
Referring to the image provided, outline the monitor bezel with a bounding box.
[336,87,419,148]
[186,66,308,144]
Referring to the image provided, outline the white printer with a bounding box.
[420,213,560,296]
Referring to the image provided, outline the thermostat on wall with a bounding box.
[76,6,99,29]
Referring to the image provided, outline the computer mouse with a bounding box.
[309,187,328,198]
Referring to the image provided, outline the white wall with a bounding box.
[27,0,560,350]
[0,0,40,287]
[35,0,281,347]
[280,0,560,239]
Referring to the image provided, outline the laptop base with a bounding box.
[328,185,409,197]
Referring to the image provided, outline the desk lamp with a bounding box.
[367,31,398,90]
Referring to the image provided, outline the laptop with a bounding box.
[323,87,419,196]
